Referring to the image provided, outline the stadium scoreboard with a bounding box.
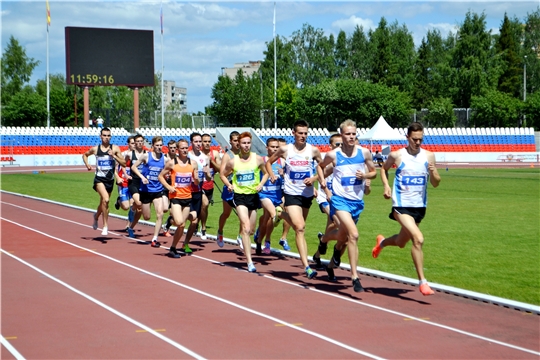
[65,27,154,87]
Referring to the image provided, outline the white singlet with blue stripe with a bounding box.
[331,146,366,201]
[283,143,315,197]
[392,148,429,208]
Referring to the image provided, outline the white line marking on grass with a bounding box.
[1,336,25,360]
[1,217,385,360]
[2,199,540,357]
[0,248,205,360]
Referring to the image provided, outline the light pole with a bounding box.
[259,67,264,128]
[523,56,527,127]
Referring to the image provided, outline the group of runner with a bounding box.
[84,119,441,295]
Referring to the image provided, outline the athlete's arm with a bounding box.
[305,146,323,187]
[131,154,148,184]
[316,150,335,189]
[210,150,221,173]
[82,146,97,171]
[265,146,286,183]
[111,145,126,167]
[426,151,441,188]
[381,151,397,199]
[220,158,235,192]
[360,148,377,180]
[190,159,201,186]
[256,155,269,192]
[158,160,175,193]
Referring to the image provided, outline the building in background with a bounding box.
[221,61,261,78]
[163,80,187,111]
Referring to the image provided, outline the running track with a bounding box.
[1,192,539,359]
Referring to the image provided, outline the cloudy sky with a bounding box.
[1,1,537,113]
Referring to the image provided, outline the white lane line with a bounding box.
[1,336,25,360]
[1,248,205,360]
[3,201,540,357]
[1,217,384,360]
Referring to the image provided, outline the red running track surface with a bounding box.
[1,192,539,359]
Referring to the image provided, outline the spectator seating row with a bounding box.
[0,126,536,155]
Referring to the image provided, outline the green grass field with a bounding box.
[1,168,539,305]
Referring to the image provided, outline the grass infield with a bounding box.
[1,168,539,305]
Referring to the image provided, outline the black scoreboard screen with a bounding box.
[65,27,154,87]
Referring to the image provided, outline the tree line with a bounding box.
[208,9,540,130]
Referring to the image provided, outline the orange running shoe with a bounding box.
[419,283,435,296]
[372,235,385,258]
[163,230,172,237]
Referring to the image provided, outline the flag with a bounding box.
[160,3,163,34]
[46,0,51,26]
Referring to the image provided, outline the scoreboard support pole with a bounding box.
[133,87,140,131]
[83,86,90,128]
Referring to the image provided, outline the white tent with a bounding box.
[357,116,406,154]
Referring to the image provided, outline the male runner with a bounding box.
[126,134,146,238]
[158,139,200,258]
[83,127,126,236]
[316,120,376,292]
[221,132,268,272]
[130,136,168,248]
[372,121,441,296]
[200,133,221,240]
[216,131,241,248]
[265,120,323,279]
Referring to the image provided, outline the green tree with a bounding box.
[276,80,300,127]
[36,74,80,127]
[334,30,349,79]
[523,7,540,95]
[523,91,540,130]
[1,36,40,105]
[471,90,522,127]
[349,25,370,80]
[496,13,523,98]
[369,17,392,85]
[425,97,457,127]
[2,87,47,126]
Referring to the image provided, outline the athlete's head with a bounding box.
[406,122,424,152]
[134,134,145,150]
[229,131,240,151]
[292,120,309,145]
[329,134,341,149]
[151,136,163,154]
[127,136,135,150]
[238,132,252,155]
[266,137,279,156]
[167,139,177,157]
[339,119,357,147]
[202,134,213,151]
[177,139,189,157]
[190,132,202,152]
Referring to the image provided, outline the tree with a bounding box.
[1,36,40,105]
[523,7,540,95]
[369,17,392,85]
[496,13,523,98]
[2,87,47,127]
[523,91,540,130]
[334,30,349,79]
[349,25,370,80]
[470,90,522,127]
[36,73,79,127]
[425,97,457,127]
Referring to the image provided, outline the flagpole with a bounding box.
[161,1,164,129]
[46,0,50,127]
[273,1,277,130]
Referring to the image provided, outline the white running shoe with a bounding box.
[237,235,244,250]
[217,233,224,248]
[101,227,108,236]
[247,263,257,273]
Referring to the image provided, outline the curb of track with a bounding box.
[2,189,539,315]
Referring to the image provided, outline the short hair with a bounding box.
[134,134,144,142]
[190,132,202,142]
[266,137,278,146]
[127,136,135,144]
[329,134,341,144]
[407,122,424,135]
[277,137,287,144]
[238,132,252,141]
[151,136,163,145]
[177,139,189,147]
[293,120,309,131]
[339,119,356,133]
[229,131,240,140]
[100,127,111,135]
[202,133,212,140]
[167,139,177,147]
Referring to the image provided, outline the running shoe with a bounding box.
[279,239,290,251]
[352,278,364,293]
[263,241,271,255]
[317,232,327,255]
[305,267,317,279]
[313,254,322,269]
[127,227,135,238]
[273,206,283,228]
[167,248,181,258]
[256,241,262,256]
[151,240,161,248]
[200,229,207,241]
[183,244,193,254]
[325,266,337,282]
[419,283,435,296]
[101,227,108,236]
[114,197,120,210]
[237,235,244,250]
[92,213,98,230]
[217,232,224,248]
[247,263,257,273]
[163,230,172,237]
[372,235,385,259]
[331,245,342,267]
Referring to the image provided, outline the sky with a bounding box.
[1,0,538,113]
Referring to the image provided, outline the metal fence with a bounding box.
[410,108,477,128]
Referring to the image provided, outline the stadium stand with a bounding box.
[0,126,536,156]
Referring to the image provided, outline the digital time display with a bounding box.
[65,27,154,87]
